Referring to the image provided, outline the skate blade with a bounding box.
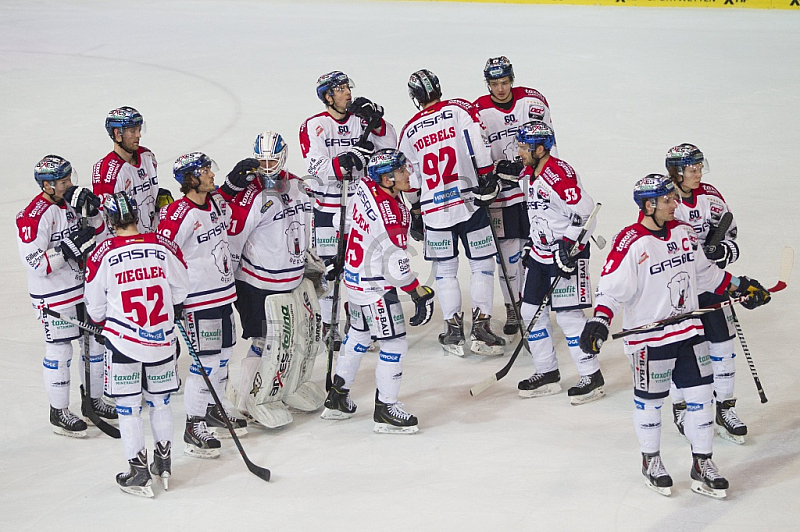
[716,425,745,445]
[644,479,672,497]
[119,483,154,498]
[691,480,727,499]
[210,426,248,439]
[470,340,505,356]
[52,426,87,438]
[320,408,355,420]
[569,387,606,406]
[373,422,419,434]
[441,344,465,357]
[518,383,562,398]
[155,473,170,491]
[183,445,220,459]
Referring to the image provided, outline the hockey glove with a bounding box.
[324,257,344,282]
[554,238,578,278]
[473,173,500,207]
[304,249,330,297]
[59,225,96,261]
[730,276,771,310]
[64,186,101,217]
[335,150,367,177]
[173,303,185,322]
[703,240,738,269]
[409,285,435,327]
[221,158,260,196]
[353,138,375,156]
[349,96,384,123]
[156,188,175,210]
[410,211,424,242]
[495,160,524,184]
[579,316,610,355]
[522,239,534,268]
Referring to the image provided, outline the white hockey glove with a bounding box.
[408,285,435,327]
[304,250,330,297]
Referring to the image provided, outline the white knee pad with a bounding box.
[43,341,73,409]
[670,381,685,404]
[375,337,407,404]
[144,391,173,445]
[520,302,557,373]
[434,258,461,320]
[556,310,599,376]
[116,393,145,460]
[683,384,714,455]
[632,397,665,454]
[468,257,495,316]
[337,328,371,388]
[185,352,222,417]
[709,339,736,400]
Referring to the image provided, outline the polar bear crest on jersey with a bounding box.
[667,272,691,315]
[285,220,305,257]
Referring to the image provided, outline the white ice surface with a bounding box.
[1,1,799,530]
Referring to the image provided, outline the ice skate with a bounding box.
[323,322,342,352]
[150,440,171,490]
[691,454,729,499]
[518,369,561,398]
[116,449,154,498]
[715,398,747,445]
[439,312,465,357]
[642,452,673,496]
[470,308,506,356]
[80,386,118,420]
[373,391,418,434]
[50,406,87,438]
[183,416,221,459]
[672,401,687,438]
[567,370,605,405]
[502,303,521,336]
[320,375,357,420]
[206,404,248,438]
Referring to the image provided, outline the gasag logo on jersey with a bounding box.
[139,328,165,342]
[108,248,166,266]
[487,127,519,144]
[405,109,455,137]
[325,138,362,148]
[649,252,694,274]
[344,269,360,284]
[131,175,158,196]
[273,201,312,221]
[433,186,460,204]
[197,222,226,244]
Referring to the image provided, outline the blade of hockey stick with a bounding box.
[703,211,733,254]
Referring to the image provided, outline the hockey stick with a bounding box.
[464,129,529,348]
[175,319,271,482]
[470,202,602,396]
[325,113,383,391]
[591,235,606,250]
[41,306,121,438]
[730,306,768,403]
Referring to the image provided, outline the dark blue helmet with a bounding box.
[367,149,407,184]
[105,106,144,138]
[484,56,514,82]
[633,174,677,212]
[34,155,73,186]
[316,71,353,103]
[516,121,555,151]
[173,152,217,185]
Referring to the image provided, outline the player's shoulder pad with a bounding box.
[367,181,410,249]
[697,182,725,202]
[16,195,55,243]
[472,94,495,111]
[154,232,186,263]
[87,235,115,265]
[540,157,581,202]
[446,98,481,122]
[92,151,126,186]
[516,86,549,107]
[602,224,650,275]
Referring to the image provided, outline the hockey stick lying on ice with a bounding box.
[40,306,120,439]
[175,319,271,482]
[611,246,793,341]
[469,203,602,397]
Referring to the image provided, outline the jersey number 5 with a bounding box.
[423,146,458,190]
[121,286,168,327]
[346,228,364,268]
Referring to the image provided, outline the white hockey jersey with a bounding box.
[474,86,556,206]
[299,111,397,215]
[157,192,236,313]
[84,233,189,363]
[594,220,732,352]
[16,194,102,310]
[92,147,159,234]
[523,156,596,263]
[343,179,420,305]
[398,99,494,229]
[222,171,313,293]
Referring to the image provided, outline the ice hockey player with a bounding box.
[399,68,504,357]
[579,174,771,498]
[92,106,173,235]
[514,121,604,404]
[321,149,435,434]
[221,131,322,428]
[158,152,246,458]
[473,56,556,337]
[664,144,747,444]
[299,71,397,350]
[84,191,189,497]
[16,155,112,437]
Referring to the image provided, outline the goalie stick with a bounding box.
[469,203,602,397]
[176,319,271,482]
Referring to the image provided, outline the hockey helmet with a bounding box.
[408,69,442,109]
[103,191,139,228]
[105,106,145,139]
[516,121,555,151]
[316,71,354,104]
[173,152,218,185]
[34,155,74,186]
[484,56,514,83]
[367,149,407,184]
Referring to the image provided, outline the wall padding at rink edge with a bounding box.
[401,0,800,10]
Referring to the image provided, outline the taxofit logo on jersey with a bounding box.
[114,372,141,383]
[650,369,672,384]
[148,370,176,384]
[427,238,452,250]
[472,236,494,250]
[433,186,460,204]
[139,328,165,342]
[553,285,577,298]
[200,329,222,341]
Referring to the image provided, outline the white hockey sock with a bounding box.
[144,391,173,444]
[116,393,145,461]
[683,384,714,455]
[212,347,233,399]
[375,338,406,404]
[670,381,685,404]
[336,329,370,388]
[185,353,221,417]
[77,335,105,398]
[556,309,600,376]
[497,239,523,305]
[435,258,461,320]
[632,397,664,455]
[520,302,558,373]
[469,257,495,316]
[710,340,736,400]
[43,342,72,409]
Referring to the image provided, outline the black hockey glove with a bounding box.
[473,173,500,207]
[59,225,96,261]
[730,276,771,310]
[349,96,384,123]
[353,138,375,156]
[409,285,435,327]
[579,316,610,355]
[336,150,367,177]
[173,303,185,322]
[522,239,534,268]
[156,188,175,210]
[221,158,260,196]
[324,257,344,282]
[495,160,524,184]
[64,186,101,217]
[703,240,738,269]
[554,238,578,278]
[410,211,424,242]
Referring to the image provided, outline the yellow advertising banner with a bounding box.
[405,0,799,10]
